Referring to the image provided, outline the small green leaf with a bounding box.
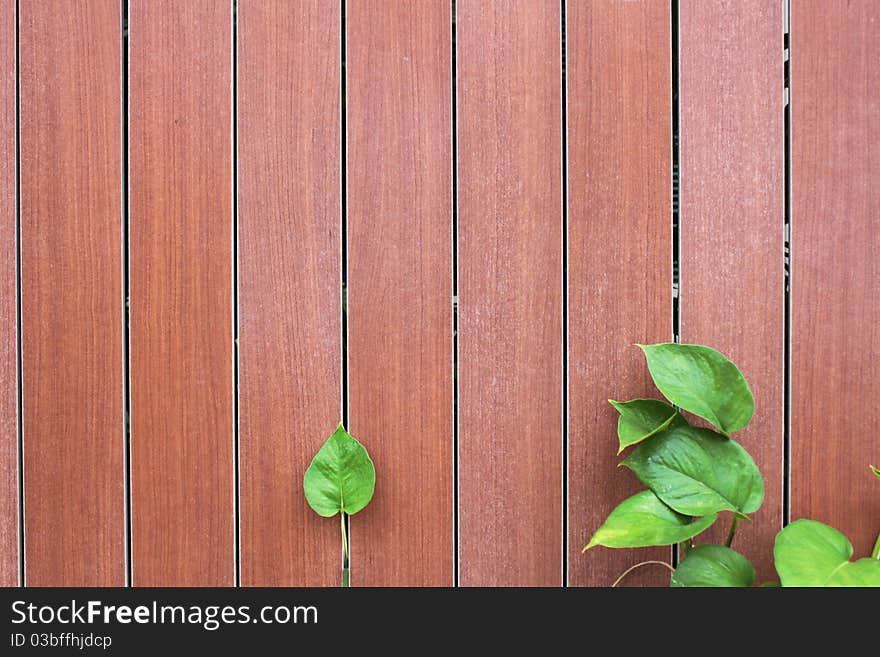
[774,519,880,587]
[584,490,717,551]
[609,399,687,453]
[871,465,880,480]
[621,425,764,517]
[670,545,755,587]
[303,424,376,518]
[638,343,754,435]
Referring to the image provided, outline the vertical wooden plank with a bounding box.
[791,1,879,557]
[679,1,783,579]
[129,0,233,585]
[347,0,453,586]
[458,0,562,586]
[19,0,123,585]
[567,0,671,587]
[0,0,17,586]
[238,1,340,586]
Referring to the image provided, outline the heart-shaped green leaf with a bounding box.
[774,519,880,587]
[609,399,687,453]
[671,545,755,587]
[621,425,764,517]
[584,490,717,551]
[638,343,754,435]
[303,424,376,518]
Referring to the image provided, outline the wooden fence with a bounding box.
[0,0,877,586]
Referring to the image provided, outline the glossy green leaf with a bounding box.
[774,520,880,587]
[621,425,764,517]
[303,424,376,518]
[671,545,755,587]
[584,490,717,551]
[871,464,880,480]
[638,343,754,435]
[609,399,687,453]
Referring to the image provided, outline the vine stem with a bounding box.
[726,516,739,548]
[340,512,350,587]
[611,560,675,587]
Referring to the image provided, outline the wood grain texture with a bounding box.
[129,0,233,586]
[679,1,784,580]
[238,0,340,587]
[19,0,123,585]
[0,0,17,587]
[347,0,453,586]
[791,1,879,557]
[567,0,671,587]
[457,0,562,586]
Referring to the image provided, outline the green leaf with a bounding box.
[774,519,880,587]
[871,465,880,480]
[584,490,717,551]
[671,545,755,587]
[303,424,376,518]
[621,425,764,517]
[638,343,754,435]
[609,399,687,453]
[826,559,880,586]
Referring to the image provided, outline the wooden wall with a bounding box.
[0,1,875,586]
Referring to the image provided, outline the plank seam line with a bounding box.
[14,0,24,588]
[670,0,681,569]
[232,0,241,588]
[782,0,791,528]
[122,0,132,588]
[451,0,460,589]
[560,0,569,588]
[340,0,351,586]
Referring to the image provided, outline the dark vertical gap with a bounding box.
[340,3,349,438]
[15,0,24,587]
[671,0,680,347]
[340,0,350,584]
[451,0,459,588]
[670,0,681,569]
[231,0,241,587]
[782,0,791,527]
[560,0,568,587]
[121,0,132,588]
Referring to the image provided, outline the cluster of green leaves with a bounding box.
[586,343,880,587]
[304,424,376,586]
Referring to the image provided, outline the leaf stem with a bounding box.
[340,512,350,587]
[678,540,691,557]
[726,516,739,547]
[611,560,675,587]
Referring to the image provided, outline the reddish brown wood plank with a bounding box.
[791,1,879,558]
[347,0,453,586]
[19,0,123,585]
[567,0,671,587]
[679,1,784,580]
[238,0,340,587]
[458,0,562,586]
[0,0,17,587]
[129,0,233,585]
